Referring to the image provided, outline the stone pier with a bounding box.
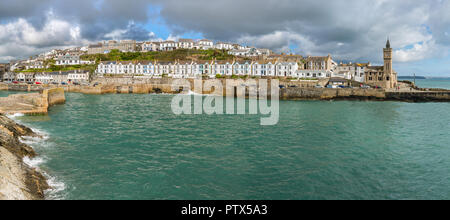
[0,88,65,115]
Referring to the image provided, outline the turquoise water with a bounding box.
[7,92,449,200]
[0,90,28,97]
[400,78,450,90]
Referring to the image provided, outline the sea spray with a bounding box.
[11,118,67,200]
[6,113,25,119]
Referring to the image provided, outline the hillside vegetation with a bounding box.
[16,64,98,73]
[80,49,243,62]
[17,49,247,73]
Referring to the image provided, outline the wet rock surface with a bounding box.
[0,115,49,200]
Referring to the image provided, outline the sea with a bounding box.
[3,78,450,200]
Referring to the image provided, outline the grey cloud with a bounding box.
[0,0,449,64]
[0,0,157,41]
[155,0,448,62]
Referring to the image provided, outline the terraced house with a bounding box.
[296,55,336,79]
[233,61,252,76]
[135,61,155,75]
[211,60,234,76]
[55,53,95,66]
[94,55,340,80]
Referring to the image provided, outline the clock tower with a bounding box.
[384,38,393,76]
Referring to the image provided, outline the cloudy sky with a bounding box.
[0,0,449,76]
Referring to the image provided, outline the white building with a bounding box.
[215,42,234,50]
[211,60,233,76]
[334,62,370,82]
[275,61,298,77]
[96,61,135,75]
[16,73,34,83]
[233,61,253,76]
[142,42,160,52]
[229,48,272,57]
[197,39,214,50]
[55,54,94,66]
[35,72,53,84]
[25,61,46,70]
[68,70,90,83]
[2,72,16,82]
[135,61,155,76]
[295,70,331,79]
[154,62,175,76]
[160,41,177,51]
[252,61,276,76]
[178,39,195,49]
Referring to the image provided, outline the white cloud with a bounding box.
[104,29,128,40]
[103,21,158,41]
[0,12,90,62]
[238,31,316,54]
[394,39,440,62]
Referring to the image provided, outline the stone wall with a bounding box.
[0,88,65,115]
[386,91,450,102]
[281,88,386,100]
[2,80,450,102]
[44,88,66,106]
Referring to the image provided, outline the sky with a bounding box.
[0,0,449,76]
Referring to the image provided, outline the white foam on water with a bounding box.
[44,174,67,200]
[23,156,67,200]
[8,119,67,200]
[6,113,25,119]
[20,135,49,146]
[23,156,46,168]
[30,127,50,139]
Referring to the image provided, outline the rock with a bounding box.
[0,114,49,200]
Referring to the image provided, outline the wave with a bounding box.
[44,174,67,200]
[23,154,66,200]
[23,156,46,168]
[11,120,67,200]
[6,113,25,119]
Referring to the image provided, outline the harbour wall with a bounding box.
[2,80,450,102]
[385,91,450,102]
[0,88,66,115]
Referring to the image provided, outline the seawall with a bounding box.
[386,91,450,102]
[2,80,450,102]
[280,88,387,101]
[0,88,66,115]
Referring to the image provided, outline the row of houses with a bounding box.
[95,59,341,79]
[55,53,95,66]
[2,70,90,84]
[87,38,271,57]
[139,39,247,52]
[97,60,300,78]
[228,48,273,57]
[88,40,137,54]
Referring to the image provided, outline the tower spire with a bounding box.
[386,37,391,49]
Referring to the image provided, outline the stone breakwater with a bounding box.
[2,79,450,102]
[0,88,65,115]
[0,115,49,200]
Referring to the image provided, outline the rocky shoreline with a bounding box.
[0,114,49,200]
